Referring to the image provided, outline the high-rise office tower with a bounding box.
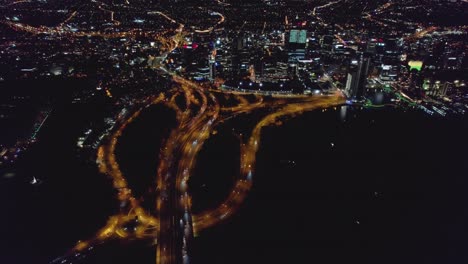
[288,29,307,64]
[345,53,371,98]
[209,53,216,81]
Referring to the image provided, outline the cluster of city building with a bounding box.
[0,0,466,158]
[162,0,466,114]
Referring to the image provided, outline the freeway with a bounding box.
[57,78,345,264]
[50,61,344,264]
[48,6,346,264]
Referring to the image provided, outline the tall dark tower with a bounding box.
[345,53,371,98]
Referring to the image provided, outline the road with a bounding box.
[57,76,345,264]
[47,5,346,264]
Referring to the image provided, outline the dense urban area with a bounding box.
[0,1,467,264]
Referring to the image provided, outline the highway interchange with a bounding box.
[2,1,464,263]
[4,2,345,263]
[57,30,345,264]
[68,60,345,264]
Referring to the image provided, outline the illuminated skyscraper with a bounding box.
[345,53,371,98]
[288,29,307,64]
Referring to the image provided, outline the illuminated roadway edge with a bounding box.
[41,7,347,264]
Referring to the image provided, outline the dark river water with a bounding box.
[1,97,467,264]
